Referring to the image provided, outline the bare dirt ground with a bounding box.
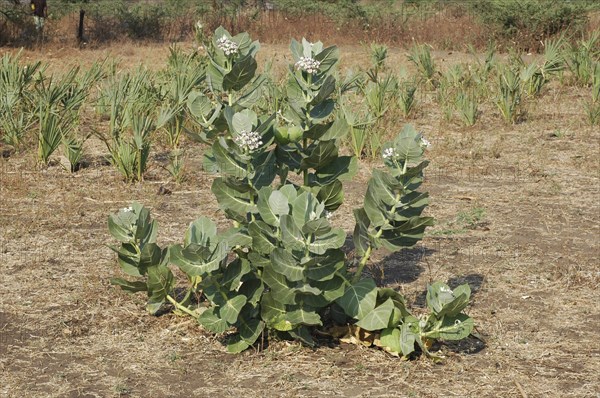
[1,43,599,398]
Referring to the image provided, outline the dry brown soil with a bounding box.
[1,43,599,398]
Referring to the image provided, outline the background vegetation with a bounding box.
[1,0,599,50]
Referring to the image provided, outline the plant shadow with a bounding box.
[372,245,435,286]
[437,334,487,355]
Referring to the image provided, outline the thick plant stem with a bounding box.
[166,295,198,318]
[352,226,383,283]
[352,245,372,283]
[303,138,309,186]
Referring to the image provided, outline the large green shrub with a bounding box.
[467,0,595,49]
[108,28,475,358]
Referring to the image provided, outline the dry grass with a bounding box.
[1,43,599,397]
[3,5,597,52]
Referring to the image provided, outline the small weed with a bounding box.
[457,207,486,228]
[168,351,180,362]
[114,383,132,396]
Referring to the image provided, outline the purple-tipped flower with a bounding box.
[295,56,321,74]
[234,130,263,152]
[216,35,239,56]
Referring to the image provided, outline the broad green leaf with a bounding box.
[279,185,298,202]
[317,181,344,211]
[377,288,410,320]
[302,218,331,236]
[187,91,213,118]
[294,283,322,296]
[423,314,474,341]
[400,315,420,356]
[260,292,286,323]
[309,99,335,121]
[270,315,295,332]
[232,109,257,135]
[336,278,377,320]
[212,178,256,217]
[302,37,321,57]
[353,208,372,256]
[238,278,264,306]
[286,308,322,326]
[138,243,163,273]
[379,216,434,250]
[291,192,318,229]
[314,46,339,73]
[248,252,271,267]
[198,308,229,333]
[222,258,251,288]
[356,298,395,331]
[232,32,252,53]
[380,327,402,356]
[368,169,402,207]
[236,75,266,108]
[248,221,277,254]
[314,274,347,302]
[262,266,297,305]
[110,278,147,294]
[212,141,247,178]
[308,227,346,255]
[287,325,315,346]
[312,156,358,186]
[303,122,332,140]
[206,62,224,92]
[301,140,338,170]
[219,227,252,248]
[305,249,345,282]
[169,243,226,277]
[184,216,218,247]
[223,55,257,92]
[280,214,305,251]
[220,295,247,324]
[269,190,290,216]
[146,256,174,315]
[393,124,425,165]
[251,150,277,189]
[290,38,303,60]
[310,75,336,105]
[440,283,471,316]
[320,115,349,141]
[363,187,387,228]
[271,248,304,282]
[257,187,278,226]
[226,318,264,353]
[426,282,471,318]
[108,212,136,243]
[116,243,142,276]
[200,275,229,306]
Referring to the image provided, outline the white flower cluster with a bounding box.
[420,137,431,149]
[216,35,238,56]
[324,210,333,220]
[234,130,263,152]
[121,206,133,213]
[382,147,397,159]
[295,56,321,74]
[439,285,452,293]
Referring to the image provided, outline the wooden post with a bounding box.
[77,9,85,43]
